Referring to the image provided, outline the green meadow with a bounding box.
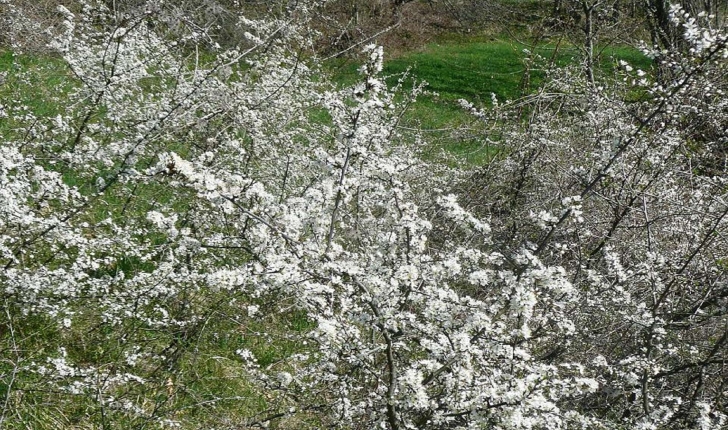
[327,36,651,164]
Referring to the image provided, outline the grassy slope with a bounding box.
[329,35,651,164]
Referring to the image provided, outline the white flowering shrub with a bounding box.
[463,6,727,429]
[0,1,601,428]
[1,1,725,429]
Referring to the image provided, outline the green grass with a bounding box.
[0,51,74,117]
[385,40,533,102]
[326,36,652,165]
[332,38,651,103]
[383,38,652,103]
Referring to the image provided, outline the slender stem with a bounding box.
[0,301,20,427]
[326,146,352,254]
